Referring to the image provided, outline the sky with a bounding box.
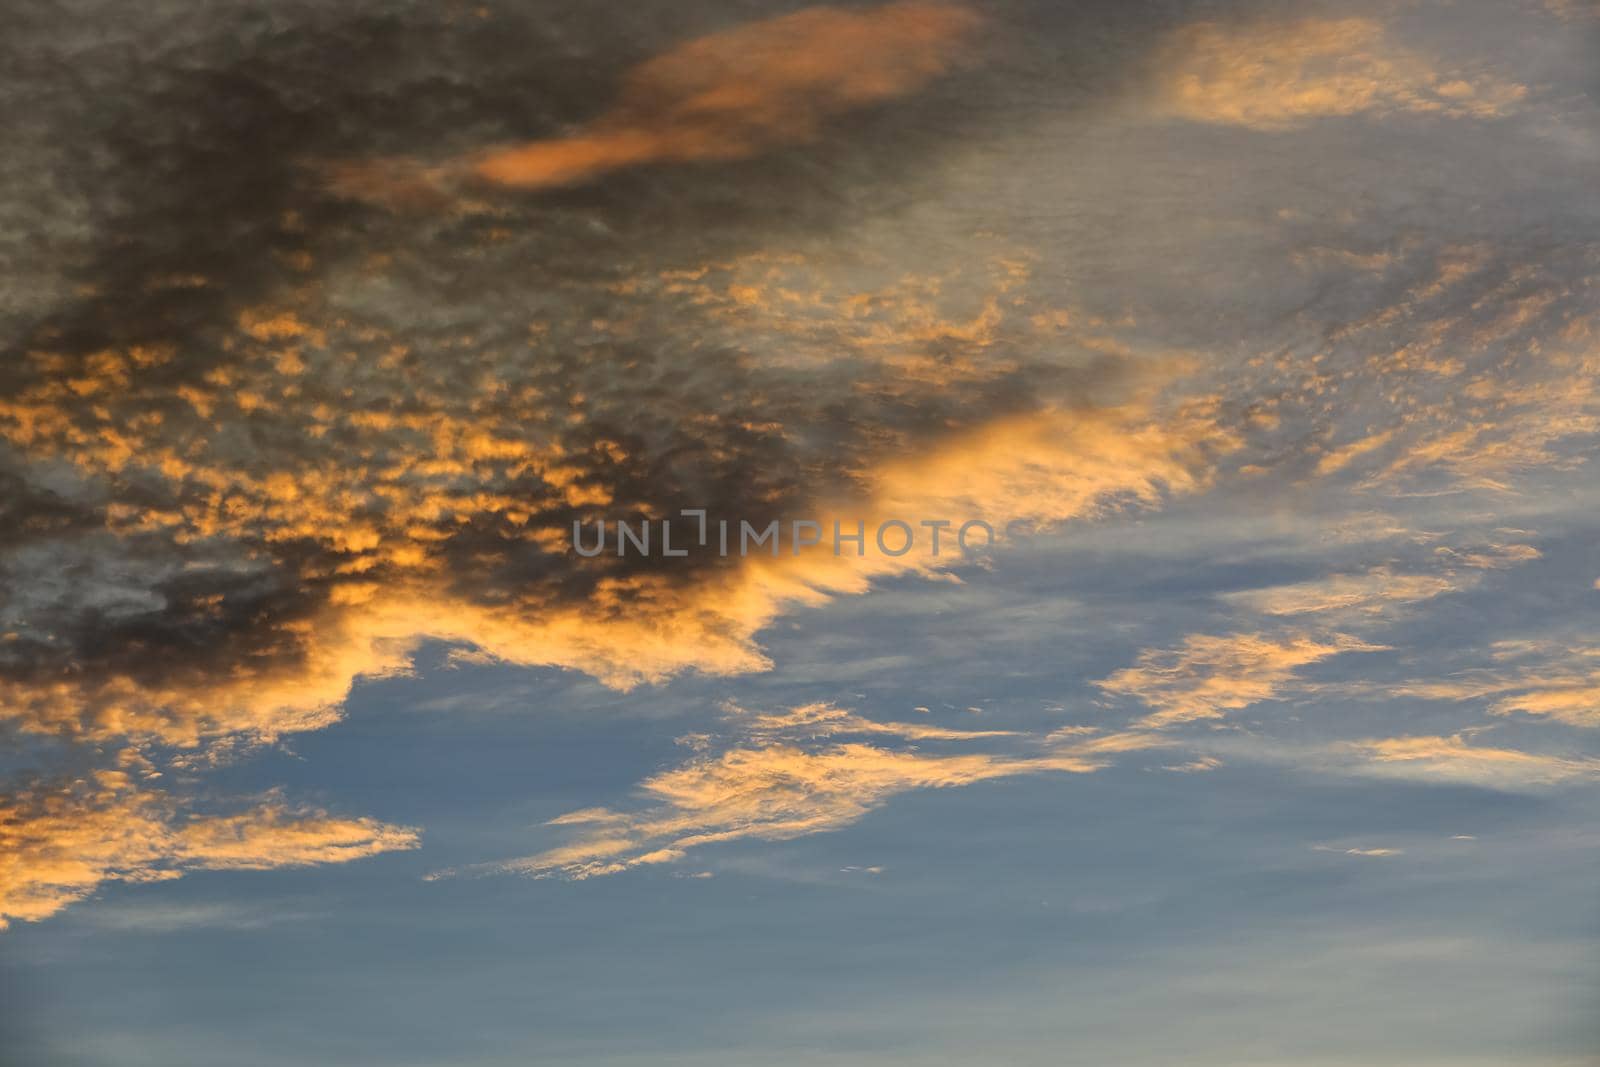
[2,0,1599,1063]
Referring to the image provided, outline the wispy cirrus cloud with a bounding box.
[733,701,1019,742]
[1096,631,1387,729]
[434,704,1167,881]
[1388,643,1600,729]
[1349,733,1600,784]
[1312,843,1403,858]
[1221,568,1464,619]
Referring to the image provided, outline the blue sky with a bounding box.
[3,0,1599,1063]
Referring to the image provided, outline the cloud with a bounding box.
[0,769,418,929]
[0,0,1253,923]
[6,0,1168,757]
[1237,236,1600,498]
[1154,17,1527,130]
[732,701,1019,742]
[1542,0,1600,22]
[1096,632,1387,728]
[79,900,324,934]
[1388,643,1600,728]
[1177,730,1600,792]
[1222,568,1464,618]
[331,1,983,203]
[0,292,1234,749]
[436,705,1167,880]
[1313,429,1398,477]
[1217,535,1545,622]
[1312,844,1402,858]
[1348,733,1600,785]
[1369,366,1600,493]
[2,0,1586,761]
[5,0,1597,930]
[1161,757,1223,774]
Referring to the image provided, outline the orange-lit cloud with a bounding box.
[0,768,418,929]
[1388,643,1600,729]
[1367,365,1600,493]
[332,1,981,203]
[7,0,1598,929]
[437,703,1167,881]
[1349,733,1600,785]
[0,386,1233,749]
[0,244,1238,751]
[1155,17,1527,130]
[1222,569,1464,618]
[1245,239,1600,497]
[1098,632,1387,728]
[734,701,1019,742]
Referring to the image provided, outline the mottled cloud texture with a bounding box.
[3,0,1599,918]
[0,0,1227,755]
[1154,17,1527,129]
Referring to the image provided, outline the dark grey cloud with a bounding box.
[0,0,1220,745]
